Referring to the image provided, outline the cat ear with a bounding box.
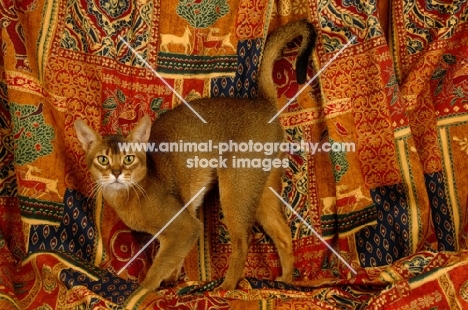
[74,119,102,152]
[128,116,151,143]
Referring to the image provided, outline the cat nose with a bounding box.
[112,169,121,178]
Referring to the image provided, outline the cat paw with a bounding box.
[160,279,177,288]
[275,274,293,284]
[215,278,238,291]
[140,278,162,291]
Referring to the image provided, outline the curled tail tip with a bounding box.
[296,20,317,84]
[258,19,317,101]
[277,20,317,85]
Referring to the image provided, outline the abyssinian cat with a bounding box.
[74,19,316,291]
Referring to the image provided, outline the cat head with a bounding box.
[74,116,151,193]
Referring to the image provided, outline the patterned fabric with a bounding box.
[1,0,468,308]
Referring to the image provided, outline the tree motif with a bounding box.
[176,0,229,29]
[328,137,349,183]
[10,103,55,165]
[176,0,230,54]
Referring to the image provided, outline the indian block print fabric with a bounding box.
[1,0,468,308]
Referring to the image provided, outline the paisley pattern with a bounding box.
[62,0,155,65]
[0,82,17,197]
[2,0,468,309]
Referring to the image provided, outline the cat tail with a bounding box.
[257,19,316,104]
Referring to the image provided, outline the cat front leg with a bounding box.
[140,207,203,290]
[160,265,183,287]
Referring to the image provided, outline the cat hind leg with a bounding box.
[216,169,264,290]
[255,167,294,283]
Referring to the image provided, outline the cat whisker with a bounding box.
[85,186,95,198]
[91,176,106,192]
[130,181,148,200]
[129,183,141,204]
[125,183,131,202]
[86,181,103,199]
[129,181,148,202]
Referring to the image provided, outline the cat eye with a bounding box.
[123,155,135,165]
[97,155,109,165]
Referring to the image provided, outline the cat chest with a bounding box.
[112,203,149,232]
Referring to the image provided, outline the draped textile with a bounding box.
[1,0,468,308]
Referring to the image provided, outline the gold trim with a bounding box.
[437,114,468,127]
[37,0,58,82]
[93,192,104,267]
[397,139,419,252]
[394,126,411,139]
[439,128,459,248]
[197,206,207,281]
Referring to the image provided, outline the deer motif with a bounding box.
[22,165,63,200]
[196,32,222,55]
[204,27,235,53]
[17,171,46,198]
[321,186,372,215]
[160,26,192,54]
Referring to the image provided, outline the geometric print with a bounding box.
[28,189,96,263]
[424,172,455,251]
[211,39,263,99]
[19,195,64,224]
[356,184,411,267]
[60,268,140,306]
[3,0,468,308]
